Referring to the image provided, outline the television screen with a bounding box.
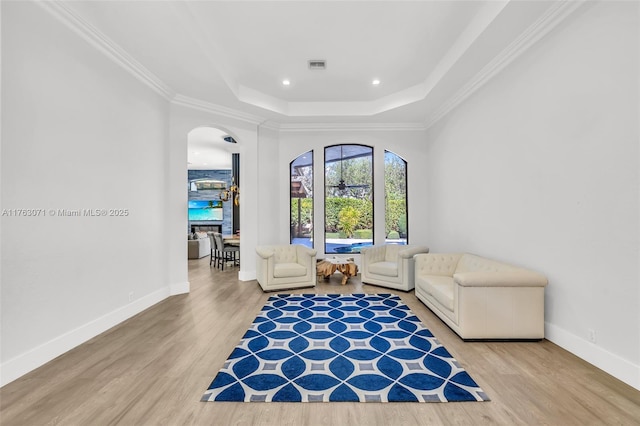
[188,200,223,221]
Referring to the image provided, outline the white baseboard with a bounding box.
[545,322,640,391]
[0,285,176,387]
[239,270,257,282]
[170,281,190,295]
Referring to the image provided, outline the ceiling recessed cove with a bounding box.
[308,60,326,70]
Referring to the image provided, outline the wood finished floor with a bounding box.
[2,257,639,426]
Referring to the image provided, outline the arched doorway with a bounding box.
[187,127,240,237]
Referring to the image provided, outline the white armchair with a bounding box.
[256,244,317,291]
[360,244,430,291]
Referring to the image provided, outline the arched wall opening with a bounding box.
[168,104,260,285]
[187,126,241,237]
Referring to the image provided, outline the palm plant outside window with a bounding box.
[324,145,373,254]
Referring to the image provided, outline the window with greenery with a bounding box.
[385,151,408,244]
[290,151,313,247]
[325,145,373,254]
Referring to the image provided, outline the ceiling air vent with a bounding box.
[308,60,326,70]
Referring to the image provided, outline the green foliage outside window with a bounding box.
[290,198,314,238]
[338,206,360,238]
[324,197,372,234]
[385,199,407,235]
[385,151,408,240]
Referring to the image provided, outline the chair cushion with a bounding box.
[274,262,307,278]
[368,261,398,277]
[425,276,454,311]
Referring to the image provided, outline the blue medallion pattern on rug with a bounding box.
[202,294,489,403]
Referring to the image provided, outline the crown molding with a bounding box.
[35,1,265,126]
[257,121,282,132]
[171,95,265,126]
[277,122,427,132]
[37,1,175,101]
[35,0,582,133]
[424,0,586,130]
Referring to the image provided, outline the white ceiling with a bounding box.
[187,127,233,170]
[55,0,578,164]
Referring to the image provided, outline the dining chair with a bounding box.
[208,233,219,267]
[213,233,239,270]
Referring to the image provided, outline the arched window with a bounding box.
[385,151,408,244]
[290,151,313,248]
[324,145,373,254]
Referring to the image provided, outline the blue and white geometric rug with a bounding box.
[202,294,489,403]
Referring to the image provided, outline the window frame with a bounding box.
[289,150,314,248]
[323,144,374,254]
[384,150,409,245]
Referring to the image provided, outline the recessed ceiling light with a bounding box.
[372,79,381,86]
[282,79,290,86]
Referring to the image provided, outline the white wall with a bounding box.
[425,1,639,389]
[0,2,173,385]
[277,128,429,260]
[257,125,280,246]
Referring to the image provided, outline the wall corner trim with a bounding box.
[238,271,257,282]
[0,286,173,388]
[170,281,190,295]
[545,322,640,391]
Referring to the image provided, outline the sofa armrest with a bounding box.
[398,246,429,259]
[296,245,317,268]
[256,247,275,259]
[453,270,548,287]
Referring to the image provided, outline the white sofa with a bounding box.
[414,253,548,340]
[256,244,317,291]
[188,233,211,259]
[360,244,430,291]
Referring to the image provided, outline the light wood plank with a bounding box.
[1,257,639,425]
